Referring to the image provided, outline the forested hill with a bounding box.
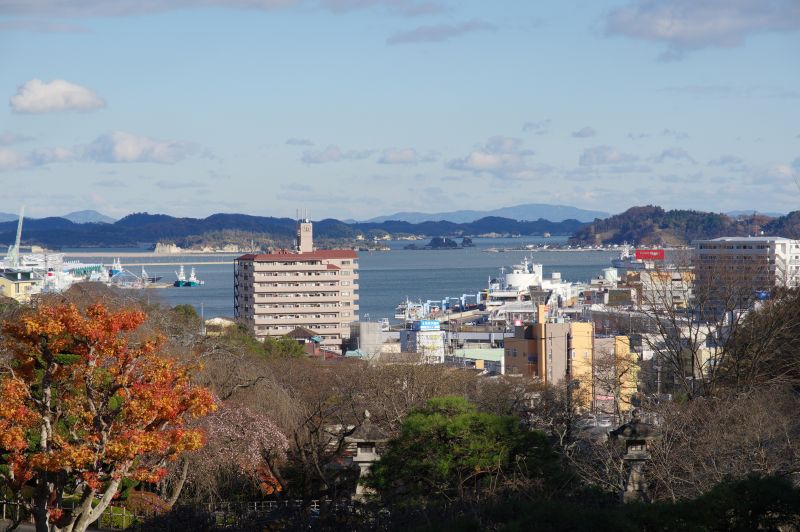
[763,211,800,239]
[0,212,584,248]
[568,206,779,246]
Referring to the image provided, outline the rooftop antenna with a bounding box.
[4,206,24,268]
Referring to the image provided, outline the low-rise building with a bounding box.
[445,348,505,374]
[0,268,42,302]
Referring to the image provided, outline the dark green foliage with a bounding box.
[171,304,200,321]
[53,353,82,365]
[396,476,800,532]
[262,336,306,358]
[764,210,800,239]
[570,205,774,245]
[368,396,562,504]
[217,324,305,359]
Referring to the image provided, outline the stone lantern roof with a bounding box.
[609,409,658,441]
[346,411,389,443]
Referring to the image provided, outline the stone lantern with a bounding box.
[345,410,389,500]
[609,409,658,503]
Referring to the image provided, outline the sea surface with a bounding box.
[62,238,619,321]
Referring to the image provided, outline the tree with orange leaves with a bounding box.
[0,302,216,532]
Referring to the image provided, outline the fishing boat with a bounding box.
[174,265,204,287]
[140,267,162,283]
[186,267,204,286]
[109,258,123,276]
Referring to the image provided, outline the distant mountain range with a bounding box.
[363,203,609,224]
[0,212,583,248]
[0,210,116,224]
[1,206,797,249]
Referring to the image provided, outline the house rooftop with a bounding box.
[237,249,358,261]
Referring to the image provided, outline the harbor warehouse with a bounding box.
[234,220,359,352]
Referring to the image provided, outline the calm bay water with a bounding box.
[63,238,618,321]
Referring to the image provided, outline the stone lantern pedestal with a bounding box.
[610,409,657,503]
[345,411,388,501]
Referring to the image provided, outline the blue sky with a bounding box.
[0,0,798,220]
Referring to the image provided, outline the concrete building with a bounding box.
[234,219,359,352]
[626,269,694,309]
[593,336,638,415]
[347,321,385,359]
[504,305,594,408]
[694,236,800,292]
[400,320,446,364]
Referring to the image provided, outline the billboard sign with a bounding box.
[635,249,665,260]
[413,319,441,331]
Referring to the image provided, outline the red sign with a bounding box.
[635,249,665,260]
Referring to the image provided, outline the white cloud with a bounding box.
[0,131,197,171]
[447,135,546,181]
[661,128,689,140]
[0,0,441,18]
[522,119,551,135]
[301,145,373,164]
[378,147,420,164]
[321,0,444,16]
[387,19,494,45]
[607,0,800,60]
[85,131,195,163]
[0,148,30,171]
[0,131,34,145]
[571,126,596,138]
[651,147,697,164]
[0,146,75,171]
[708,155,744,166]
[579,145,638,166]
[10,79,105,113]
[0,19,89,33]
[29,147,76,165]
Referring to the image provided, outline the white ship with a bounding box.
[611,244,646,270]
[484,257,578,327]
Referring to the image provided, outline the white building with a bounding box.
[400,320,446,363]
[694,236,800,290]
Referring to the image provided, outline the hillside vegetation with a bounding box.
[569,205,776,246]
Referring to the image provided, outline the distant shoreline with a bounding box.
[61,251,243,258]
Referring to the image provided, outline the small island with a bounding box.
[404,237,465,250]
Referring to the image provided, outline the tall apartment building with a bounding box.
[504,305,594,407]
[234,220,359,352]
[694,236,800,294]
